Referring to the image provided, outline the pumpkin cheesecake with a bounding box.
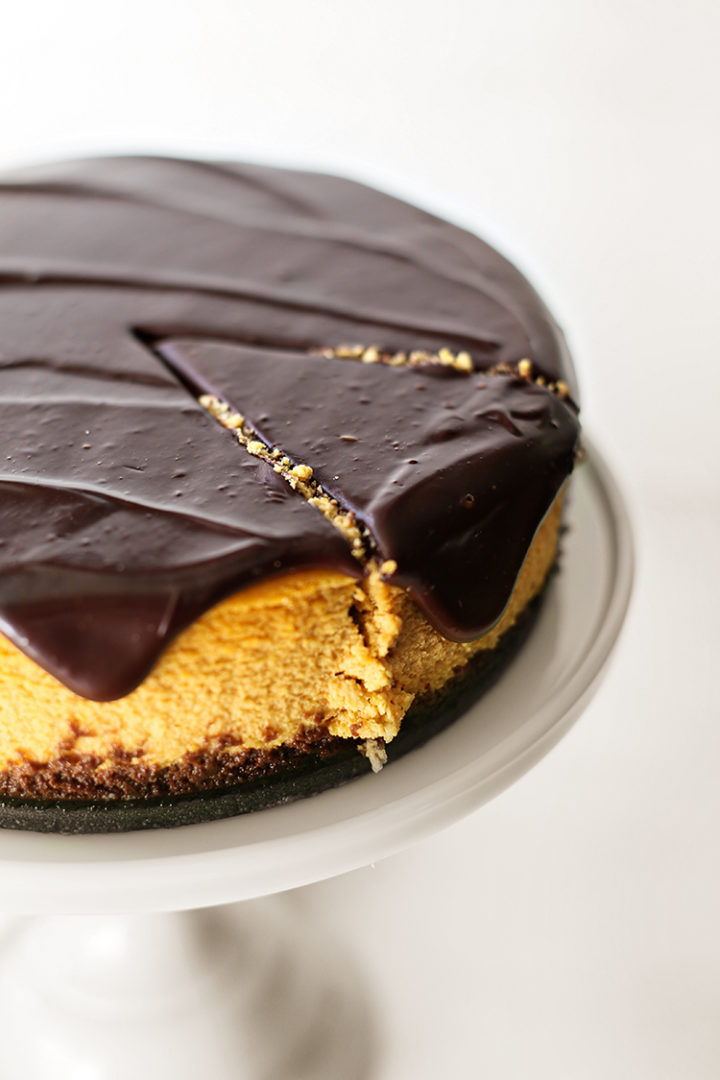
[0,156,580,824]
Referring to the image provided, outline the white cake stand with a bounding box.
[0,440,632,1079]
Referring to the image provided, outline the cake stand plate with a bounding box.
[0,439,633,914]
[0,439,633,1079]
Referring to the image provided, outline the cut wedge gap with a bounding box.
[198,393,369,564]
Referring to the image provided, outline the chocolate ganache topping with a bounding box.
[0,156,580,700]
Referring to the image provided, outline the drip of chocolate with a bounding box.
[0,156,580,700]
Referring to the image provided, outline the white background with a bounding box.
[1,1,719,1076]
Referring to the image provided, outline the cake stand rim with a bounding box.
[0,434,634,914]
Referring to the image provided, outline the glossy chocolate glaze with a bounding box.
[0,156,580,700]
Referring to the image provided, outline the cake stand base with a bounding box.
[0,897,375,1080]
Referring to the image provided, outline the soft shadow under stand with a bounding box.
[0,443,632,1079]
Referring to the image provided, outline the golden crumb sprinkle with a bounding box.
[482,360,571,402]
[360,738,388,773]
[379,559,398,577]
[317,343,475,374]
[198,393,224,418]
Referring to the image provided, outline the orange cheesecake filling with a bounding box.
[0,495,563,772]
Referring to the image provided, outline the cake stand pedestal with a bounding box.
[0,899,374,1080]
[0,444,632,1079]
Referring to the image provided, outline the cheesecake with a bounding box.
[0,156,580,827]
